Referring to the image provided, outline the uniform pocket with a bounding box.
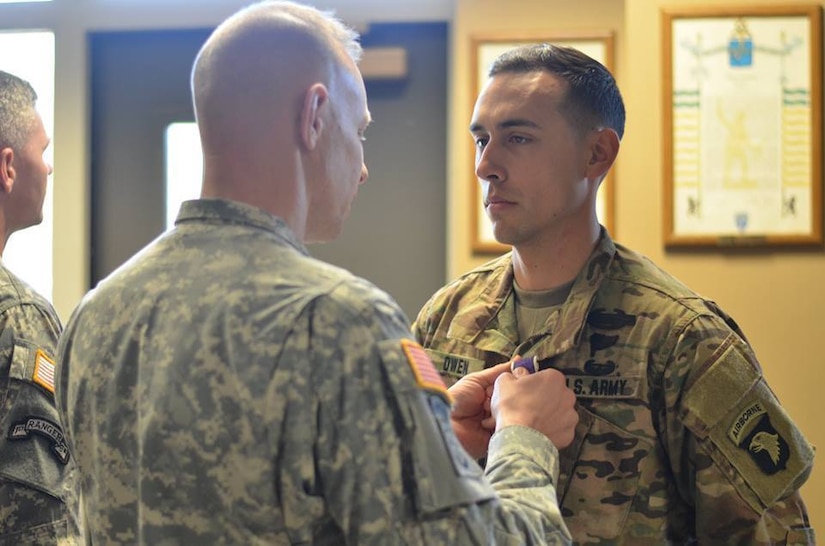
[559,407,651,541]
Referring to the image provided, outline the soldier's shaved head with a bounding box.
[191,1,361,153]
[189,1,366,241]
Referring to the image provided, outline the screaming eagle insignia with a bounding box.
[729,401,789,475]
[750,431,781,466]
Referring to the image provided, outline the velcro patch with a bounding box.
[401,339,452,404]
[8,417,70,465]
[32,349,56,394]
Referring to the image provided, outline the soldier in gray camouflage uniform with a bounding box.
[0,70,80,544]
[413,44,815,544]
[55,2,580,544]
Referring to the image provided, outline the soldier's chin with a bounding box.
[20,211,45,231]
[492,230,516,247]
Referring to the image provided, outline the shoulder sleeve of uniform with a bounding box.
[324,275,412,332]
[0,299,62,405]
[676,320,814,542]
[410,276,471,347]
[0,310,75,540]
[375,337,571,545]
[311,318,497,514]
[0,324,71,479]
[0,298,61,354]
[410,300,431,341]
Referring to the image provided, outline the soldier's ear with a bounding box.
[299,83,329,151]
[0,147,15,194]
[584,128,619,181]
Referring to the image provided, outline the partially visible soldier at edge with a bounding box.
[54,1,578,544]
[412,43,815,544]
[0,70,81,545]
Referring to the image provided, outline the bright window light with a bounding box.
[0,0,52,3]
[1,31,55,301]
[164,122,202,230]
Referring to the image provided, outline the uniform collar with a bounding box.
[175,198,308,255]
[543,232,617,357]
[449,230,619,358]
[447,254,517,354]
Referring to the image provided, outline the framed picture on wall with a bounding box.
[662,5,823,248]
[469,32,616,255]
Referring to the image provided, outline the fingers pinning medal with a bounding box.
[510,355,537,378]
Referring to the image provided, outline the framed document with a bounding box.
[470,32,615,255]
[662,5,823,247]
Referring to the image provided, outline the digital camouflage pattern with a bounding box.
[0,262,80,545]
[413,231,815,545]
[56,199,571,545]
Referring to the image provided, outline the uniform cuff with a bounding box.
[487,425,560,480]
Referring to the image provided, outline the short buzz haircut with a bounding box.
[0,70,38,150]
[191,0,363,125]
[489,44,625,140]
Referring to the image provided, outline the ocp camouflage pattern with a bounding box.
[413,231,815,544]
[57,199,571,545]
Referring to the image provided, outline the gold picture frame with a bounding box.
[662,5,823,248]
[470,32,616,255]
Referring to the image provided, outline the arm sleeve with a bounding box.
[663,316,815,544]
[0,301,78,542]
[277,288,571,545]
[485,425,569,544]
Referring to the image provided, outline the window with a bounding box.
[1,31,55,300]
[164,122,202,229]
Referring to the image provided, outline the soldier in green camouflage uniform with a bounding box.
[413,44,815,544]
[55,3,578,544]
[0,70,80,545]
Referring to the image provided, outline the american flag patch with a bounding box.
[400,339,451,403]
[32,349,56,394]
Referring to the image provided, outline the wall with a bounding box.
[452,0,824,532]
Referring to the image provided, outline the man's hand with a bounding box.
[448,362,512,459]
[493,367,578,449]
